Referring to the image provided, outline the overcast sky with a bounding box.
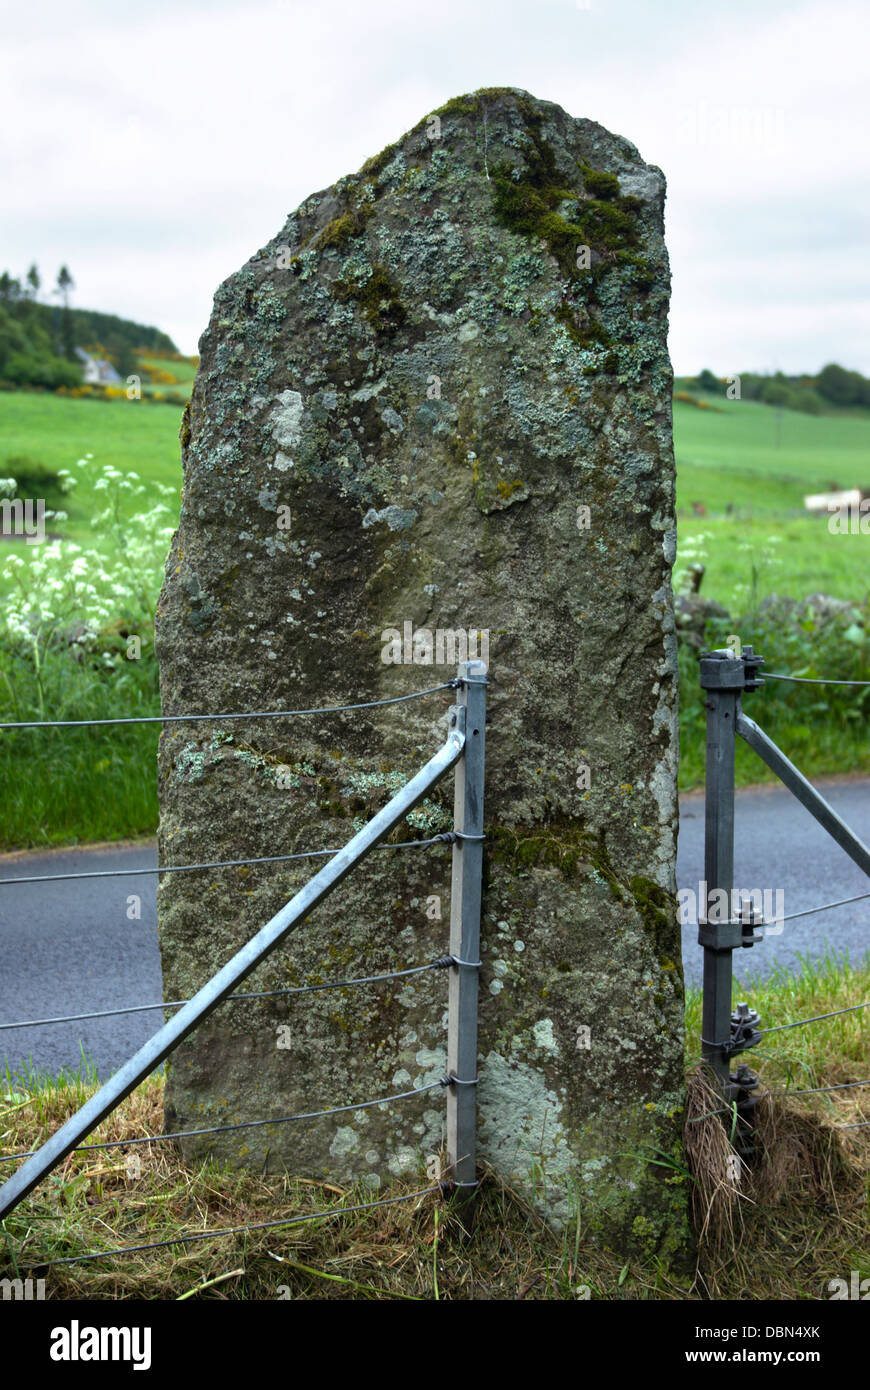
[2,0,868,374]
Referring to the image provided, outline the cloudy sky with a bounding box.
[2,0,868,374]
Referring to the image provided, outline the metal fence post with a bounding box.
[446,659,487,1191]
[699,650,743,1089]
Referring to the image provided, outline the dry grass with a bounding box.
[2,951,869,1300]
[683,1066,748,1258]
[683,950,870,1298]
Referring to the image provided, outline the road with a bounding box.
[678,776,870,986]
[0,841,163,1084]
[1,777,869,1079]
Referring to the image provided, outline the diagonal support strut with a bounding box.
[0,723,466,1221]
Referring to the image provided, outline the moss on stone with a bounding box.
[360,143,401,179]
[577,160,619,200]
[315,201,374,253]
[554,300,612,350]
[629,875,678,964]
[330,263,407,336]
[433,87,520,121]
[479,99,656,366]
[486,818,624,900]
[490,147,642,279]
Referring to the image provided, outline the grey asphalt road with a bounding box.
[2,778,869,1080]
[678,777,870,986]
[0,841,163,1084]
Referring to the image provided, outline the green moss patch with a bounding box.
[486,817,624,900]
[316,201,374,252]
[629,875,680,965]
[330,263,407,336]
[481,98,653,355]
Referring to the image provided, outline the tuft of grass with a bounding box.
[684,949,870,1297]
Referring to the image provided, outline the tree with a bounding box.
[54,265,76,360]
[0,273,21,303]
[760,380,792,407]
[104,333,137,380]
[695,368,721,394]
[816,362,865,407]
[25,264,40,299]
[55,264,74,308]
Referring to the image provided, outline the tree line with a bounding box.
[691,364,870,414]
[0,264,177,389]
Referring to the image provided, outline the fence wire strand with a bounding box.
[30,1185,442,1267]
[760,1000,870,1034]
[0,682,459,731]
[0,958,454,1033]
[777,891,870,924]
[0,835,452,888]
[762,672,870,688]
[0,1079,450,1164]
[784,1078,870,1096]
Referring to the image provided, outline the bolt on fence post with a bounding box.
[446,659,487,1193]
[699,650,744,1089]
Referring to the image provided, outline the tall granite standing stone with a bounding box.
[155,87,687,1253]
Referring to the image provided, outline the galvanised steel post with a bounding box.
[699,650,744,1088]
[446,659,487,1191]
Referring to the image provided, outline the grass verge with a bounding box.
[1,952,867,1299]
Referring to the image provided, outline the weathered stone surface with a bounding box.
[155,87,687,1255]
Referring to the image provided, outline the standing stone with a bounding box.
[155,87,687,1255]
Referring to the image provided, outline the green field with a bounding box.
[0,390,182,557]
[1,386,870,847]
[3,386,869,597]
[137,354,198,397]
[673,392,870,608]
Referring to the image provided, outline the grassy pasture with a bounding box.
[0,390,182,559]
[1,388,870,846]
[137,354,198,396]
[673,392,870,608]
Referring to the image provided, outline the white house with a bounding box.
[73,348,122,385]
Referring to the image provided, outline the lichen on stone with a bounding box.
[155,86,685,1263]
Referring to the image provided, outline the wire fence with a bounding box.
[38,1186,443,1268]
[0,835,459,887]
[696,648,870,1140]
[0,956,457,1033]
[0,673,486,1268]
[1,1079,458,1164]
[762,672,870,687]
[0,680,460,730]
[2,653,868,1272]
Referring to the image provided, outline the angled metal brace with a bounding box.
[736,711,870,879]
[0,722,466,1221]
